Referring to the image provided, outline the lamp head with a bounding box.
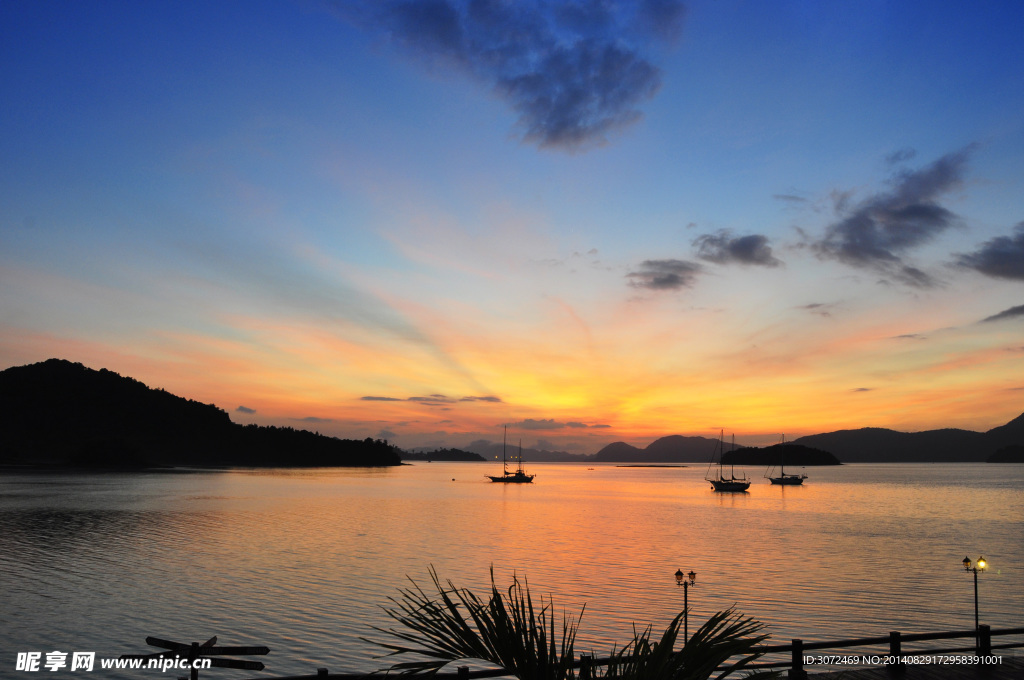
[675,569,683,584]
[688,570,696,584]
[963,556,972,571]
[977,556,987,571]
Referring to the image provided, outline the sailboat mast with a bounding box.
[780,433,785,475]
[502,425,508,474]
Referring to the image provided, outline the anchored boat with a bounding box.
[487,427,534,484]
[705,430,750,492]
[764,434,807,485]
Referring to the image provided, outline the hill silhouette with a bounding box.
[790,424,1017,463]
[0,359,401,468]
[592,434,738,463]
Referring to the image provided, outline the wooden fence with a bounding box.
[188,625,1024,680]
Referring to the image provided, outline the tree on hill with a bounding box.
[0,359,401,468]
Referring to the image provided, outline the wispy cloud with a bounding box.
[693,231,782,267]
[338,0,685,150]
[885,147,917,165]
[798,303,833,317]
[627,258,702,290]
[980,304,1024,323]
[514,418,565,430]
[236,405,256,414]
[814,147,974,286]
[957,222,1024,280]
[363,393,502,405]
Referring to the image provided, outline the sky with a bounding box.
[3,0,1024,452]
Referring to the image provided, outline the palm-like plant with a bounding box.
[368,567,776,680]
[368,566,580,680]
[602,609,777,680]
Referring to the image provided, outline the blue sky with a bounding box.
[3,1,1024,450]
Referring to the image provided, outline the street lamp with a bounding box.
[963,556,987,649]
[674,569,697,647]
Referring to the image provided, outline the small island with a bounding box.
[723,443,841,466]
[401,448,485,462]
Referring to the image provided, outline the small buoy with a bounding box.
[452,478,455,481]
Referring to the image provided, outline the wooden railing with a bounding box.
[192,625,1024,680]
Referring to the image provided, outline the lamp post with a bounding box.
[963,556,986,649]
[674,568,697,647]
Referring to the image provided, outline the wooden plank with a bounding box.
[203,645,270,656]
[145,636,188,651]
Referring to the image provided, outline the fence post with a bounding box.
[978,624,991,656]
[788,639,806,680]
[458,666,469,680]
[889,631,904,672]
[579,654,592,680]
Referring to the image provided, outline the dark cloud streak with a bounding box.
[957,222,1024,280]
[693,231,782,267]
[814,147,974,287]
[980,304,1024,324]
[339,0,685,150]
[627,258,702,290]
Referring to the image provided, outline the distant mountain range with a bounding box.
[465,417,1024,464]
[0,359,401,468]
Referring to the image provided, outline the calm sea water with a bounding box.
[2,463,1022,678]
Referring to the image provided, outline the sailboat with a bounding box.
[487,427,534,484]
[705,430,750,492]
[764,434,807,485]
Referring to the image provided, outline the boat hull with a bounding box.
[487,473,534,484]
[710,479,750,492]
[769,475,805,485]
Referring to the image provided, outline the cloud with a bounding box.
[340,0,685,150]
[514,418,565,430]
[377,429,397,439]
[957,222,1024,280]
[409,396,457,406]
[590,423,611,428]
[236,405,256,414]
[980,304,1024,324]
[565,421,588,428]
[627,258,702,290]
[773,194,808,204]
[886,147,917,165]
[814,147,974,286]
[850,387,874,393]
[365,393,499,404]
[299,416,335,423]
[693,231,782,267]
[798,303,832,317]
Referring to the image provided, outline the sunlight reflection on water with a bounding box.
[1,463,1022,677]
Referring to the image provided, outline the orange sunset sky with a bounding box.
[3,1,1024,451]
